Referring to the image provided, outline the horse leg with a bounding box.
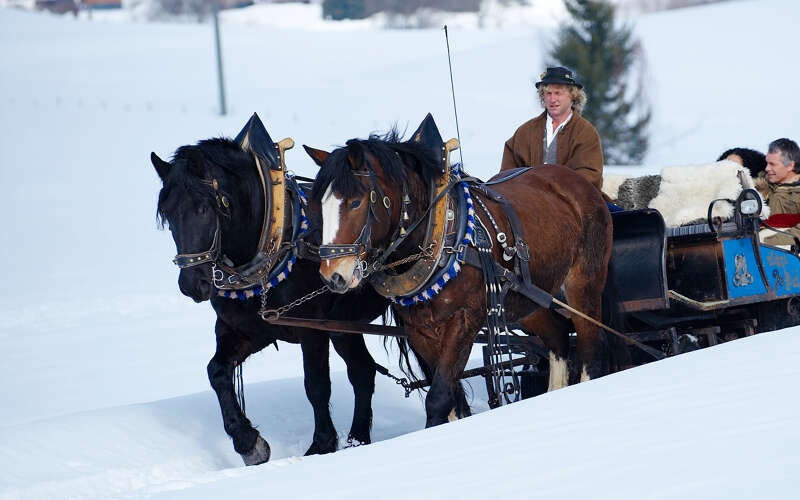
[300,333,339,455]
[518,310,571,391]
[208,319,270,465]
[417,311,476,427]
[565,265,610,382]
[453,381,471,419]
[330,334,376,447]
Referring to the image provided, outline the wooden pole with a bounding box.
[211,0,227,116]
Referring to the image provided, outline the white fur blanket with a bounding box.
[602,160,768,227]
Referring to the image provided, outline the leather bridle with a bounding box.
[173,216,222,269]
[318,154,459,279]
[318,158,394,277]
[172,177,230,270]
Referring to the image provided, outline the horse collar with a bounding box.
[370,138,462,298]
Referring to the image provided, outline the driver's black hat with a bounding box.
[535,67,583,89]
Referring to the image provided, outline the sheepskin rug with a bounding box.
[602,160,767,227]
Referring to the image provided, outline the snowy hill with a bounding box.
[1,0,799,498]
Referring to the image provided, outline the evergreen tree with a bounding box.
[322,0,366,20]
[550,0,651,164]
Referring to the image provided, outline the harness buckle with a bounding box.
[443,243,465,256]
[516,240,531,261]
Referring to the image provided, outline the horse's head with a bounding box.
[307,128,441,293]
[152,140,262,302]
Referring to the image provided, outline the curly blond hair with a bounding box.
[537,84,587,114]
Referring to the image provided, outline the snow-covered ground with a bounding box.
[1,0,798,498]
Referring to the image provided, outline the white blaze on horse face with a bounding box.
[321,184,342,247]
[547,352,569,391]
[320,184,360,287]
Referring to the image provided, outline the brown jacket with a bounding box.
[500,111,604,190]
[756,172,800,246]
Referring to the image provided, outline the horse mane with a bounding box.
[311,128,442,202]
[157,138,254,228]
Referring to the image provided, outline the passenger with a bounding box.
[716,147,766,178]
[501,66,604,190]
[757,138,800,246]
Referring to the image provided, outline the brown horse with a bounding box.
[306,123,614,427]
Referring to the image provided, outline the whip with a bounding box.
[443,25,464,168]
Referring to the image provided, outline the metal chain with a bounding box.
[259,284,330,322]
[373,243,436,273]
[380,369,413,397]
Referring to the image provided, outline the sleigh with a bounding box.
[602,163,800,363]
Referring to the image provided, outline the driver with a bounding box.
[500,66,604,191]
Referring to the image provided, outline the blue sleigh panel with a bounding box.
[723,239,767,298]
[759,246,800,297]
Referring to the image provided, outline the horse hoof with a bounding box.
[305,439,337,456]
[242,435,271,466]
[344,435,369,448]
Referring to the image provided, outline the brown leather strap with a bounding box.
[471,184,532,286]
[266,316,407,337]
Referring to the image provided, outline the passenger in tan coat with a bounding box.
[757,138,800,247]
[501,66,604,190]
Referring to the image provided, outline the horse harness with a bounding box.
[317,159,664,401]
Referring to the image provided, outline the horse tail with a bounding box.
[578,199,632,374]
[383,308,427,387]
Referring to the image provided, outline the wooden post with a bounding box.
[211,0,227,116]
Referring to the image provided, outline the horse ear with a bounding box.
[151,152,171,181]
[303,145,330,167]
[411,113,444,151]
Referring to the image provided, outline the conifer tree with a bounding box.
[322,0,366,20]
[550,0,651,164]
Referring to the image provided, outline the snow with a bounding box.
[1,0,799,498]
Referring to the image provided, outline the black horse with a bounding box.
[151,117,389,465]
